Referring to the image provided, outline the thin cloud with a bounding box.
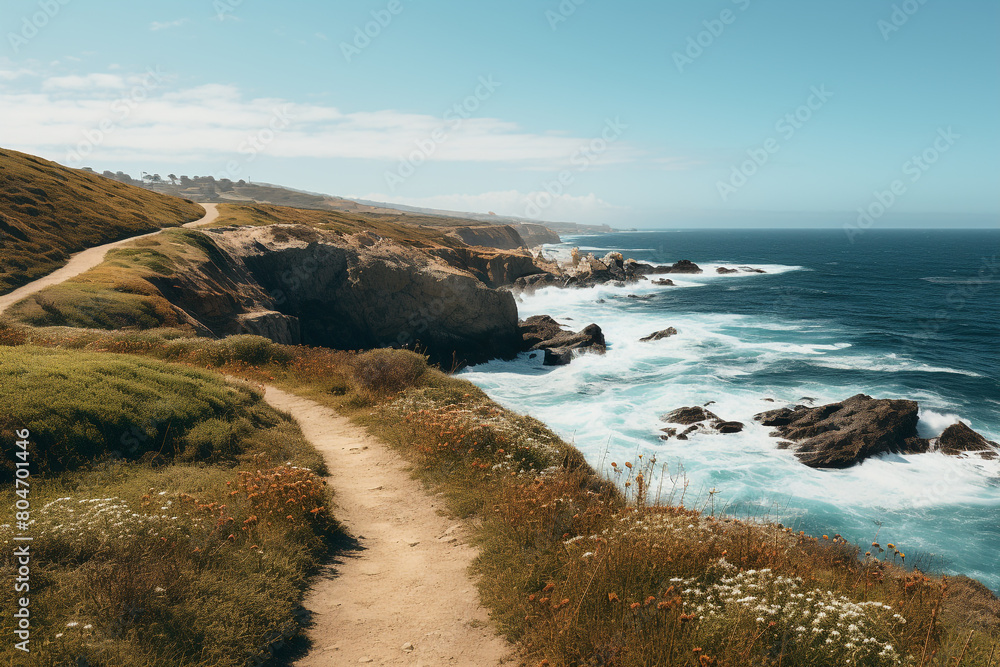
[150,19,189,31]
[0,72,682,176]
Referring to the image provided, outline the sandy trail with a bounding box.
[263,386,514,667]
[0,201,512,663]
[0,203,219,315]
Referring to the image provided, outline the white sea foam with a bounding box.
[465,240,1000,590]
[917,409,968,438]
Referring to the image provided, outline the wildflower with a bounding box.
[66,622,79,628]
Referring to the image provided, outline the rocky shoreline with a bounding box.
[654,394,999,469]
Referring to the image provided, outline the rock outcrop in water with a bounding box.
[937,422,999,460]
[660,406,745,440]
[640,327,678,342]
[512,254,708,294]
[754,394,929,468]
[518,315,606,366]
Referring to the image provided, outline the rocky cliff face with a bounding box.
[513,223,561,247]
[445,225,527,250]
[430,247,546,288]
[206,225,522,365]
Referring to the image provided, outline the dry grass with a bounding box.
[3,322,997,666]
[0,147,204,293]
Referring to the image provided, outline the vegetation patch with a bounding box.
[0,148,204,294]
[3,324,997,665]
[5,228,228,332]
[0,345,336,666]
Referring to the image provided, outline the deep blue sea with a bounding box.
[463,229,1000,591]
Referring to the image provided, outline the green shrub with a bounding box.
[350,348,427,398]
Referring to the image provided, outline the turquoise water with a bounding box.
[463,229,1000,591]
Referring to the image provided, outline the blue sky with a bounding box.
[1,0,997,228]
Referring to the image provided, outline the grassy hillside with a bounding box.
[4,202,528,334]
[7,228,224,332]
[0,345,336,666]
[3,322,997,666]
[0,148,204,294]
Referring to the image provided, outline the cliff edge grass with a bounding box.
[0,148,205,294]
[2,321,997,666]
[0,344,338,666]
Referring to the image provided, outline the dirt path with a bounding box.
[262,386,514,667]
[0,203,219,315]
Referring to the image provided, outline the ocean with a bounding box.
[462,228,1000,592]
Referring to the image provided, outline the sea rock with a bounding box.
[659,409,743,438]
[715,421,745,434]
[519,316,607,361]
[627,294,655,301]
[543,347,574,366]
[640,327,678,342]
[662,406,720,425]
[740,266,767,273]
[652,278,675,286]
[937,422,999,458]
[716,267,738,274]
[513,272,563,293]
[518,315,564,348]
[666,259,703,274]
[754,394,930,468]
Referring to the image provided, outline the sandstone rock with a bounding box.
[640,327,678,342]
[754,394,930,468]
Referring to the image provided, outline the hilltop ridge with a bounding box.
[0,148,204,293]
